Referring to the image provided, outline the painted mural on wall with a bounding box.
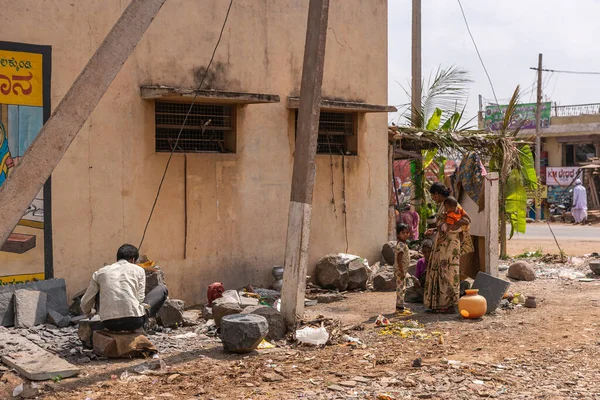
[0,42,51,285]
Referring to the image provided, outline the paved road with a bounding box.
[510,223,600,241]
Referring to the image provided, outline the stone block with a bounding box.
[472,272,511,314]
[220,314,268,353]
[373,265,396,291]
[145,267,166,295]
[212,298,242,326]
[382,241,397,265]
[202,305,213,320]
[241,305,286,340]
[77,317,105,349]
[92,330,157,358]
[14,290,47,328]
[347,258,369,290]
[0,279,69,327]
[316,254,350,291]
[46,309,71,328]
[507,261,536,281]
[157,299,185,328]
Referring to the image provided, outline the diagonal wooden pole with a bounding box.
[0,0,167,248]
[280,0,329,328]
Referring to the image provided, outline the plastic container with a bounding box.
[458,289,487,319]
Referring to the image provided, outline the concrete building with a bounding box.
[0,0,392,304]
[519,103,600,169]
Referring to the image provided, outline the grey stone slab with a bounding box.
[14,290,47,328]
[0,331,79,381]
[471,272,511,314]
[0,279,69,327]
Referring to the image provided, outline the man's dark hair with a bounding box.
[116,244,139,262]
[430,182,451,197]
[443,196,458,207]
[396,223,409,235]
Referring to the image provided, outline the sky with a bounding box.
[387,0,600,125]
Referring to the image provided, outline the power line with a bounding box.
[456,0,500,111]
[530,67,600,76]
[138,0,234,250]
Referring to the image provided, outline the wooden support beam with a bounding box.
[485,172,499,277]
[0,0,167,248]
[280,0,329,328]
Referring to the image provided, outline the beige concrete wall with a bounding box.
[544,137,562,167]
[1,0,389,305]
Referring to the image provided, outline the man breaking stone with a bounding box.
[80,244,168,332]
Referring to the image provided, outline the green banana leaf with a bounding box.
[426,108,443,131]
[505,169,527,238]
[422,148,438,169]
[519,145,537,189]
[435,156,447,181]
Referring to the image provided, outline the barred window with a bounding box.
[155,102,236,153]
[295,111,357,155]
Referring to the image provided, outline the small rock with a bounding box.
[404,377,417,387]
[412,358,422,368]
[373,265,396,291]
[244,382,255,387]
[241,305,286,340]
[157,299,185,328]
[316,254,350,291]
[309,293,344,304]
[352,376,370,384]
[507,261,536,281]
[382,241,397,265]
[77,357,91,364]
[221,314,268,353]
[47,309,71,328]
[182,310,201,326]
[339,380,356,388]
[347,259,369,290]
[167,374,181,383]
[327,384,346,392]
[212,298,242,326]
[263,373,283,382]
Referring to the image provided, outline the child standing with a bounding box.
[394,223,411,312]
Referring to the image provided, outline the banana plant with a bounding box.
[487,86,537,257]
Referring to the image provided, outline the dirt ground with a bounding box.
[507,239,599,256]
[3,259,598,400]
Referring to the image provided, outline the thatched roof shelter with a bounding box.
[388,125,533,160]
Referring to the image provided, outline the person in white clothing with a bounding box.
[80,244,168,332]
[572,179,588,224]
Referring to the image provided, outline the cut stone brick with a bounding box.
[14,290,47,328]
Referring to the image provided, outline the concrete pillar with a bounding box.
[485,172,499,277]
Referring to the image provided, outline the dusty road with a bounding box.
[507,223,599,256]
[10,258,598,400]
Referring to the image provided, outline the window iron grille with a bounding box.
[155,102,234,153]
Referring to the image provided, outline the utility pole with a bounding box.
[535,53,542,221]
[280,0,329,328]
[0,0,167,249]
[411,0,421,125]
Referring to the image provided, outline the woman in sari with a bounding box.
[423,183,472,313]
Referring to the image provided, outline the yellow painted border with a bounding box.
[0,273,44,286]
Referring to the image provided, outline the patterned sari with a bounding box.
[424,203,472,311]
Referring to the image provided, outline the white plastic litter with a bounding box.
[295,325,329,346]
[172,332,197,339]
[12,383,23,397]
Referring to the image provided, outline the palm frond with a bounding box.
[400,66,473,128]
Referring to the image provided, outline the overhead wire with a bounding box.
[456,0,500,112]
[138,0,234,250]
[533,68,600,76]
